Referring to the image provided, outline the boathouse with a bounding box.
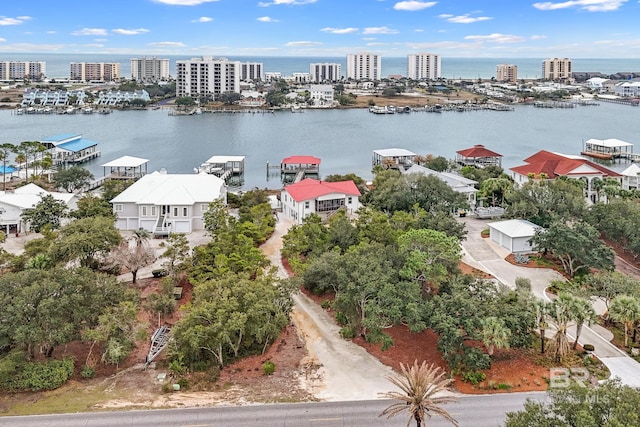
[455,144,503,168]
[281,178,361,224]
[281,156,321,174]
[372,148,417,170]
[195,155,245,182]
[40,134,100,166]
[581,138,635,161]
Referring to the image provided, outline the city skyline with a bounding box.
[1,0,639,58]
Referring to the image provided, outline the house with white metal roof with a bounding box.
[110,170,226,235]
[488,219,540,254]
[0,183,78,235]
[372,148,417,170]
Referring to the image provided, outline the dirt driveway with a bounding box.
[262,214,396,401]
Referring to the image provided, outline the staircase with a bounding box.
[153,214,170,237]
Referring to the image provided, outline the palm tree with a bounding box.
[480,316,511,356]
[571,297,596,350]
[548,294,575,362]
[0,143,15,191]
[379,360,459,427]
[609,295,640,348]
[534,300,549,354]
[132,227,152,247]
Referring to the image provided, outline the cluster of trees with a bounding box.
[170,191,292,370]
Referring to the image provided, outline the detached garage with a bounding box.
[488,219,540,254]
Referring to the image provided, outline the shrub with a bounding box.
[3,358,75,392]
[583,344,595,352]
[321,300,330,310]
[462,371,486,385]
[81,365,95,379]
[462,346,491,371]
[340,326,356,339]
[262,361,276,376]
[335,312,348,326]
[176,377,189,389]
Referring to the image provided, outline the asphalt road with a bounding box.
[0,393,545,427]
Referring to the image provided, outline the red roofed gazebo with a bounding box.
[456,144,502,168]
[280,155,321,174]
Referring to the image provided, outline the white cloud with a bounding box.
[414,29,425,32]
[112,28,150,35]
[440,14,492,23]
[531,34,547,40]
[0,16,32,26]
[257,16,279,22]
[259,0,316,6]
[192,16,213,22]
[532,0,627,12]
[285,40,322,46]
[71,28,108,36]
[0,38,6,42]
[363,26,399,35]
[321,27,359,34]
[47,31,56,34]
[152,0,219,5]
[464,33,527,43]
[148,41,186,47]
[393,1,437,11]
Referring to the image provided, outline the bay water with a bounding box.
[3,102,640,190]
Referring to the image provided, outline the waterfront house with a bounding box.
[21,88,87,107]
[40,133,101,166]
[403,164,478,209]
[455,144,503,168]
[614,80,640,97]
[621,163,640,191]
[372,148,417,170]
[239,91,266,107]
[281,178,361,224]
[488,219,539,254]
[110,170,226,235]
[308,85,335,107]
[510,150,620,203]
[0,183,78,235]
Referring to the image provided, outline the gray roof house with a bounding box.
[110,171,226,235]
[403,164,478,208]
[488,219,540,254]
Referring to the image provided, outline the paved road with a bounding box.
[460,215,640,387]
[0,393,545,427]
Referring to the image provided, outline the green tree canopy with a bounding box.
[50,216,122,268]
[21,194,68,233]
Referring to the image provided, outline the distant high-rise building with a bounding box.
[346,53,381,81]
[542,58,572,80]
[309,63,342,83]
[240,62,264,81]
[496,64,518,83]
[176,56,241,98]
[70,62,121,82]
[130,56,170,82]
[407,53,441,80]
[0,61,46,81]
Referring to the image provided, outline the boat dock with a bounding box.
[581,138,640,162]
[194,155,245,186]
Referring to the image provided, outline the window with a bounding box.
[183,207,188,217]
[151,206,157,216]
[347,197,352,204]
[304,201,309,209]
[114,204,123,212]
[201,204,209,212]
[173,207,178,217]
[141,206,147,216]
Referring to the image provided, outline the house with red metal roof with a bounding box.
[455,144,502,168]
[280,156,321,174]
[281,178,361,224]
[510,150,620,203]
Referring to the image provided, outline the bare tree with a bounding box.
[107,242,156,284]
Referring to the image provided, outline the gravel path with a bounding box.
[260,213,396,401]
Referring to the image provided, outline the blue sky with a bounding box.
[1,0,639,57]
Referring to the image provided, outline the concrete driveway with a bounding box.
[459,215,640,387]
